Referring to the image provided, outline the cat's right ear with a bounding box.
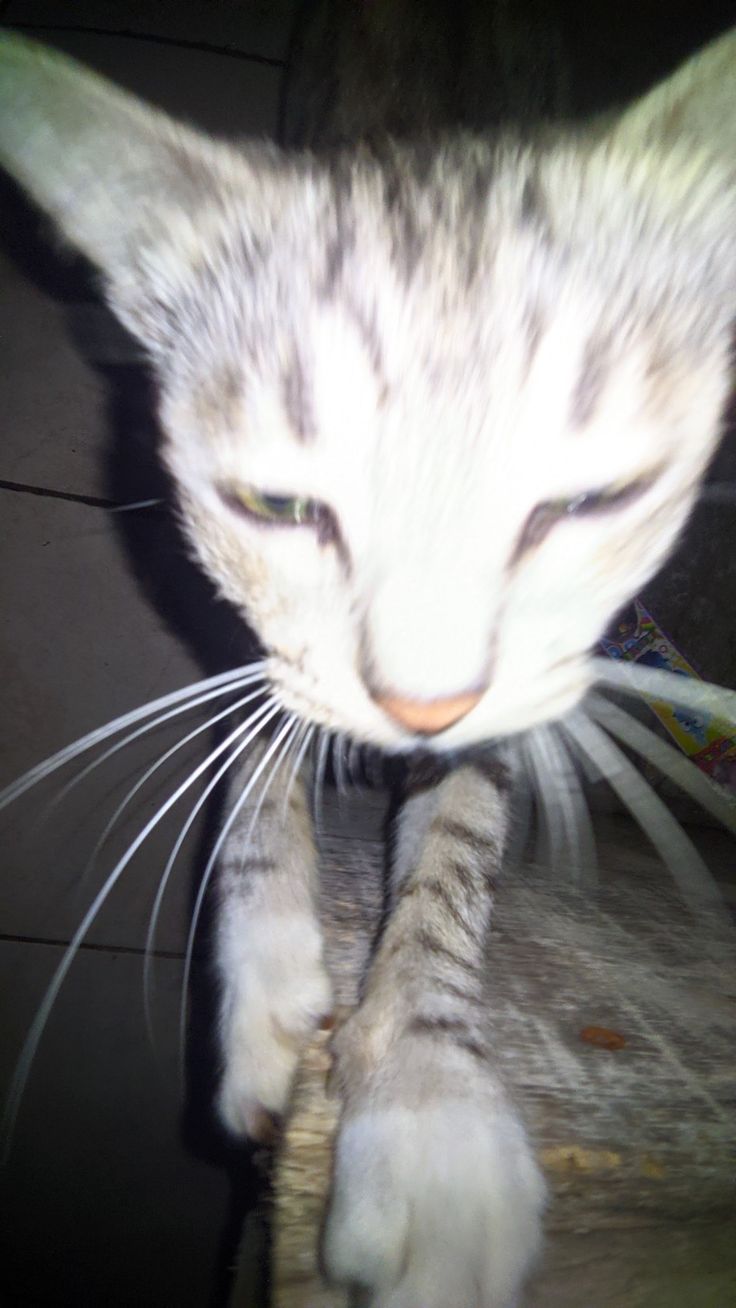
[0,33,257,350]
[611,25,736,173]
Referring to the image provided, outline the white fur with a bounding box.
[218,907,332,1136]
[324,1100,545,1307]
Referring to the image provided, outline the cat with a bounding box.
[2,21,736,1308]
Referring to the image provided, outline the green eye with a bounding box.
[515,476,655,560]
[223,484,316,525]
[551,477,653,518]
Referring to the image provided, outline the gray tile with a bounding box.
[0,939,240,1308]
[0,491,257,953]
[6,0,298,63]
[0,249,112,498]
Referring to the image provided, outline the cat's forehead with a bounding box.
[163,136,731,487]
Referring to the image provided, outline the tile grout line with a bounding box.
[0,931,190,961]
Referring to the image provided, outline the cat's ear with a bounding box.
[0,34,257,349]
[611,26,736,169]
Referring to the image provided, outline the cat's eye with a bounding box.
[547,480,650,518]
[516,476,654,559]
[221,484,319,526]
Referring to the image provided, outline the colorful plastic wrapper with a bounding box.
[600,599,736,793]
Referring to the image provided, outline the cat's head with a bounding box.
[2,33,735,752]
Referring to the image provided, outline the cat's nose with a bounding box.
[377,691,482,734]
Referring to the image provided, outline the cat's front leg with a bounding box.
[215,737,331,1142]
[323,762,545,1308]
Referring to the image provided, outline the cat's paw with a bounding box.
[323,1020,545,1307]
[323,1100,544,1308]
[216,912,332,1142]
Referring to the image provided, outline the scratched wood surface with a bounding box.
[227,790,736,1307]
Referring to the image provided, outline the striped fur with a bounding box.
[2,24,736,1308]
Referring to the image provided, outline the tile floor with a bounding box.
[0,7,298,1305]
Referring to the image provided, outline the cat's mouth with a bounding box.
[268,654,592,753]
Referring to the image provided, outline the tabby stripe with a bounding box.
[433,977,485,1006]
[432,817,499,857]
[570,333,611,428]
[446,857,484,904]
[400,877,481,941]
[222,857,277,876]
[412,927,481,976]
[408,1014,488,1062]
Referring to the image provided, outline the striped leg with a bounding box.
[215,739,332,1142]
[323,761,545,1308]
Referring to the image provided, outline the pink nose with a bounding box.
[377,691,482,735]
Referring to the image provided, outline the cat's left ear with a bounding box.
[0,33,263,350]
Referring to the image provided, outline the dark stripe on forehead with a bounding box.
[570,333,612,429]
[520,169,547,227]
[281,348,316,442]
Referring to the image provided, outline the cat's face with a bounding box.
[1,38,733,753]
[153,143,732,751]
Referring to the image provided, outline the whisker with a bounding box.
[0,662,266,811]
[51,670,265,815]
[0,697,272,1160]
[313,727,330,840]
[500,739,535,873]
[177,712,298,1078]
[142,697,279,1045]
[346,737,363,789]
[85,685,267,879]
[522,733,565,871]
[239,715,302,872]
[333,732,348,798]
[588,694,736,835]
[282,720,314,819]
[562,710,727,919]
[592,658,736,723]
[108,498,164,513]
[537,724,597,880]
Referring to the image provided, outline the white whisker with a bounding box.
[346,737,363,789]
[50,671,265,815]
[562,710,727,919]
[239,715,302,867]
[177,712,298,1078]
[86,686,267,879]
[0,694,272,1161]
[592,658,736,722]
[522,733,565,871]
[282,720,314,819]
[333,731,348,798]
[0,662,266,812]
[500,741,535,873]
[142,697,279,1045]
[536,725,597,880]
[588,694,736,835]
[108,498,164,513]
[313,728,330,839]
